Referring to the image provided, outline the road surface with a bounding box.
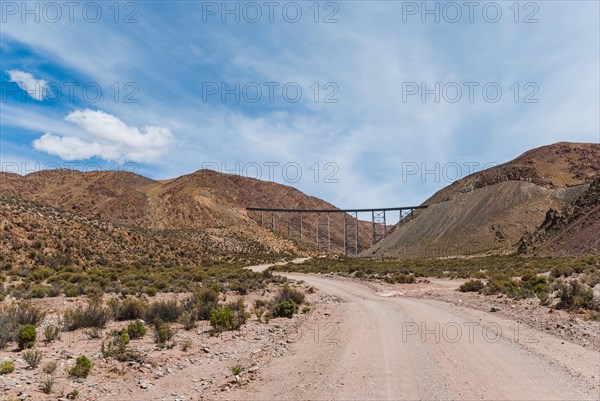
[231,273,600,400]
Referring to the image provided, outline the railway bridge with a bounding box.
[246,206,427,255]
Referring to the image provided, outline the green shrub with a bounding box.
[145,287,157,297]
[209,306,237,333]
[127,320,147,339]
[17,324,37,350]
[556,281,598,311]
[68,355,93,378]
[520,273,548,299]
[231,364,244,376]
[0,360,15,374]
[22,349,42,368]
[483,275,521,298]
[274,299,297,318]
[459,279,485,292]
[153,323,175,346]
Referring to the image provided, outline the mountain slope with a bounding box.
[365,142,600,258]
[0,169,372,254]
[0,193,290,269]
[518,177,600,256]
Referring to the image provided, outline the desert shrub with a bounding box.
[184,288,219,320]
[22,349,42,368]
[459,279,485,292]
[101,330,143,362]
[386,273,416,284]
[28,286,48,299]
[42,361,57,374]
[274,299,297,318]
[41,373,55,394]
[10,301,46,326]
[153,323,175,347]
[0,319,19,349]
[43,324,61,343]
[110,297,148,321]
[17,324,37,350]
[145,287,157,297]
[145,300,182,324]
[0,361,15,374]
[180,338,193,351]
[275,284,305,306]
[231,364,243,376]
[483,274,521,298]
[209,306,236,333]
[180,310,197,331]
[556,281,598,311]
[126,320,147,339]
[520,273,549,299]
[64,302,109,331]
[302,306,311,313]
[68,355,93,378]
[84,327,103,339]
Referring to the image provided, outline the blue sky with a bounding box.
[1,1,599,212]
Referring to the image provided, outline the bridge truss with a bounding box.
[247,206,427,256]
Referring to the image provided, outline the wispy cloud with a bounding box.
[6,70,48,100]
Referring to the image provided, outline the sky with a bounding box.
[1,0,599,211]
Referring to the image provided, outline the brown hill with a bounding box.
[0,169,372,255]
[365,142,600,258]
[0,193,292,269]
[518,177,600,256]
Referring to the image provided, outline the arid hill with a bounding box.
[0,169,372,255]
[365,142,600,258]
[0,193,296,269]
[518,177,600,256]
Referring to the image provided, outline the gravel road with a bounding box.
[229,273,600,401]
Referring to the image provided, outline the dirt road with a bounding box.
[229,274,600,401]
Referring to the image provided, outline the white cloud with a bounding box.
[33,109,174,163]
[6,70,48,101]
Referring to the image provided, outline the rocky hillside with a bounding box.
[0,169,372,255]
[518,177,600,256]
[365,142,600,258]
[0,193,295,269]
